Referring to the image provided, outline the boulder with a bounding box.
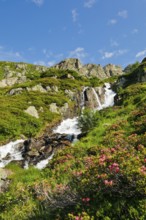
[24,106,39,118]
[49,103,59,113]
[27,84,47,93]
[9,88,23,95]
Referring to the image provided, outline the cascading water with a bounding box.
[102,83,116,108]
[35,153,54,170]
[53,118,81,136]
[92,88,102,110]
[0,140,24,168]
[0,84,116,169]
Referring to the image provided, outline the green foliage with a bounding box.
[0,61,146,219]
[78,109,99,133]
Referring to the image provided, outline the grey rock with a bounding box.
[49,103,59,113]
[52,86,58,92]
[9,88,23,95]
[65,89,75,100]
[46,85,52,91]
[31,84,47,93]
[104,64,123,77]
[54,58,82,72]
[81,64,107,78]
[24,106,39,118]
[59,103,69,116]
[54,58,123,79]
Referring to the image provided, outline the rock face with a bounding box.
[104,64,123,77]
[54,58,82,72]
[54,58,123,79]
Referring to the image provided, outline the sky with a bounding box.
[0,0,146,68]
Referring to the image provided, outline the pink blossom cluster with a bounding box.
[75,216,82,220]
[104,180,113,186]
[82,197,90,202]
[99,154,107,165]
[140,166,146,175]
[109,162,120,173]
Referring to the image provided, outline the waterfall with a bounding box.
[53,118,81,136]
[102,83,116,108]
[80,87,88,110]
[92,88,102,110]
[0,140,24,168]
[0,84,116,170]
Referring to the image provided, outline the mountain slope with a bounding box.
[0,59,146,220]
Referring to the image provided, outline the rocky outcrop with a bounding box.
[54,58,82,72]
[24,106,39,118]
[27,84,47,93]
[54,58,123,79]
[22,134,72,166]
[104,64,123,77]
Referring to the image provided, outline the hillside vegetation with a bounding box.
[0,60,146,219]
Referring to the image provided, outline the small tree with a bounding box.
[78,109,99,133]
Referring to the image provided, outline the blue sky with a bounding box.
[0,0,146,68]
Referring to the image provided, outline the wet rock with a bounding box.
[22,133,72,166]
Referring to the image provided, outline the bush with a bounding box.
[78,109,99,133]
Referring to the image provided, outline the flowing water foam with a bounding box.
[0,140,24,168]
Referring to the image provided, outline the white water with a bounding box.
[92,88,102,110]
[35,153,54,170]
[0,140,24,168]
[54,83,116,136]
[102,83,116,108]
[0,84,116,169]
[53,117,81,135]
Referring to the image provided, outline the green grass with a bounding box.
[0,61,146,219]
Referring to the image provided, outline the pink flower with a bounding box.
[109,162,120,173]
[104,180,113,186]
[82,197,90,202]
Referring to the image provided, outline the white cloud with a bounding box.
[84,0,96,8]
[108,19,117,25]
[136,49,146,58]
[132,28,139,34]
[117,49,128,55]
[68,47,88,60]
[47,61,56,67]
[118,10,128,19]
[102,52,114,59]
[72,9,78,22]
[32,0,44,6]
[101,49,128,59]
[0,47,23,61]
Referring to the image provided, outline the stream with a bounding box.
[0,83,116,169]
